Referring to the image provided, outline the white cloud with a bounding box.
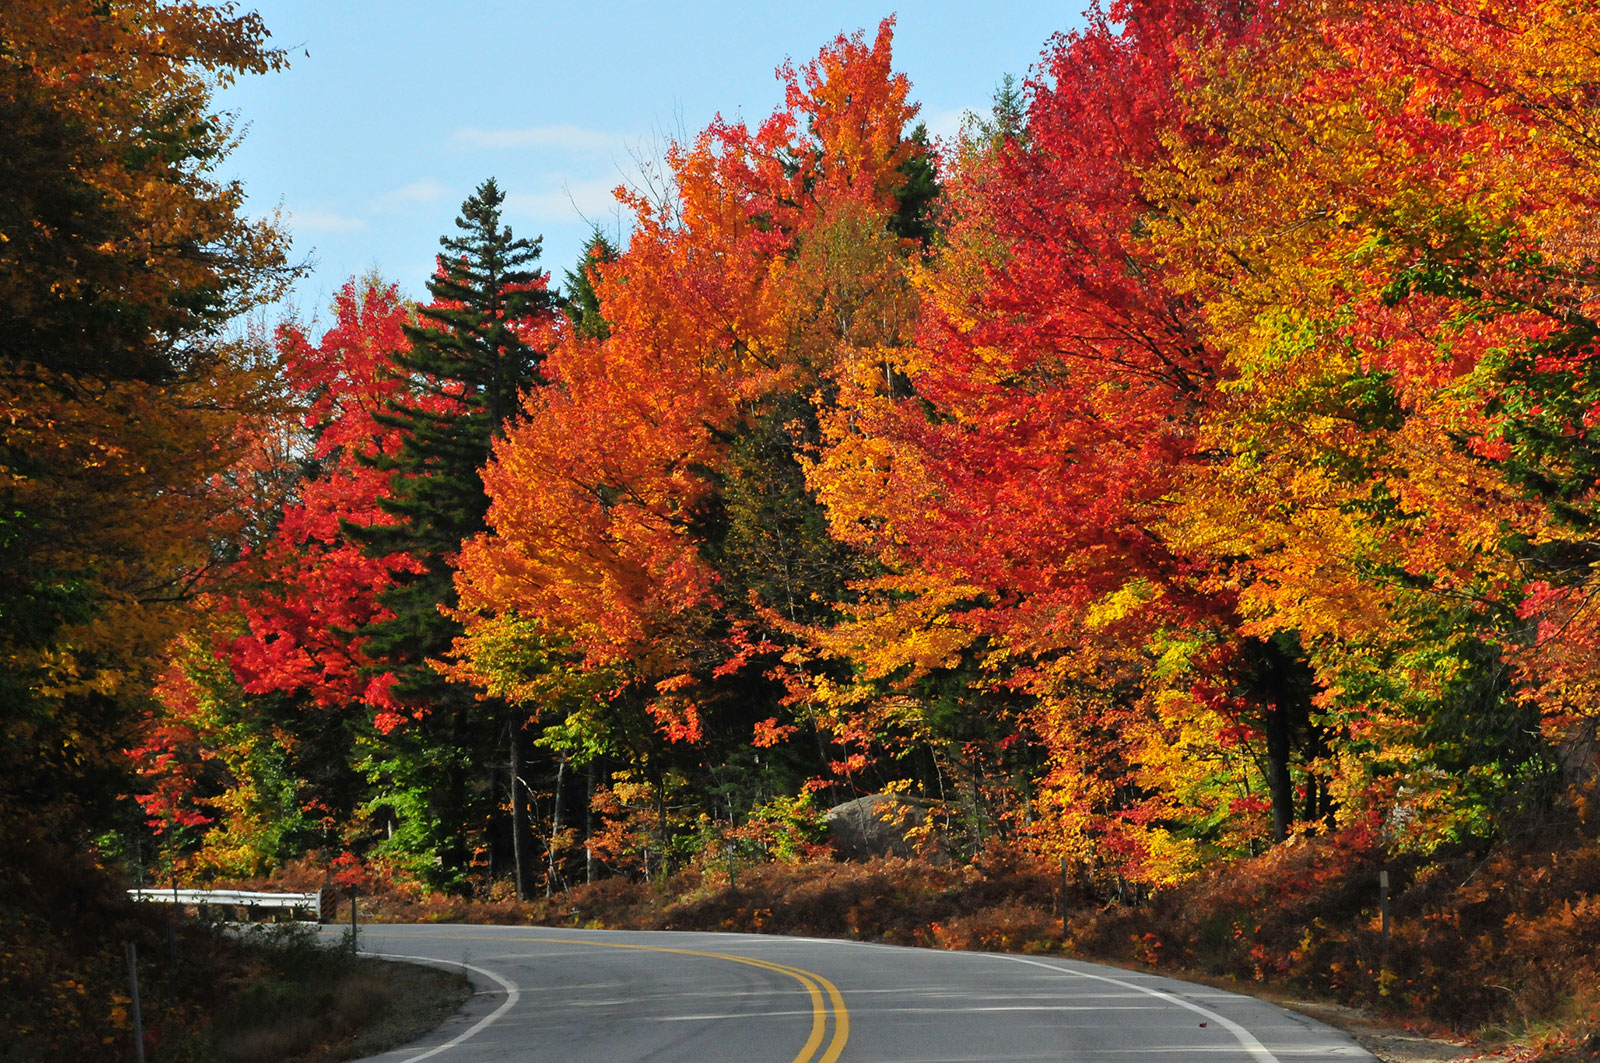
[920,107,977,143]
[505,177,629,226]
[289,208,367,233]
[452,124,631,153]
[374,178,449,209]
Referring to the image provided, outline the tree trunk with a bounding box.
[546,756,565,899]
[968,755,985,849]
[585,765,594,885]
[509,723,528,901]
[443,704,470,885]
[653,767,669,878]
[1247,633,1316,845]
[1304,719,1337,830]
[1264,701,1294,843]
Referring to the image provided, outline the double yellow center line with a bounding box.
[441,932,850,1063]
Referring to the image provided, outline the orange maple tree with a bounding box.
[455,21,930,769]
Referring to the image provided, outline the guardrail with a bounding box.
[127,888,326,923]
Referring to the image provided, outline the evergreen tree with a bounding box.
[888,122,941,252]
[561,228,620,341]
[989,73,1027,143]
[350,178,555,888]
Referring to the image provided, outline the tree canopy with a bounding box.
[14,0,1598,906]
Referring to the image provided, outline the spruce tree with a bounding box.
[561,228,620,341]
[350,178,554,888]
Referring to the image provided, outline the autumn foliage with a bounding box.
[109,0,1600,894]
[229,279,420,719]
[19,0,1600,1053]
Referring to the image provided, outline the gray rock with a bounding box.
[824,793,940,860]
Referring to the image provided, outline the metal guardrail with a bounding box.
[127,888,325,922]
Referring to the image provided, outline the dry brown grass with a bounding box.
[211,951,468,1063]
[0,820,468,1063]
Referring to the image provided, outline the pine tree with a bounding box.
[561,228,620,341]
[888,122,941,251]
[988,74,1027,144]
[350,178,555,888]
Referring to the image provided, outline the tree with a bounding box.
[0,0,290,840]
[1139,0,1600,843]
[455,20,936,861]
[349,179,558,889]
[229,277,419,719]
[798,0,1305,876]
[562,229,620,341]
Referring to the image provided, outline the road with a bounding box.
[336,924,1375,1062]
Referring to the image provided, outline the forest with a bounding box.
[6,0,1600,1055]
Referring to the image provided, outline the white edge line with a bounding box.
[369,951,521,1063]
[995,955,1280,1063]
[817,938,1280,1061]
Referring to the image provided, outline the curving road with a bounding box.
[335,924,1374,1062]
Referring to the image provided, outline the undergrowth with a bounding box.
[216,815,1600,1062]
[0,823,466,1062]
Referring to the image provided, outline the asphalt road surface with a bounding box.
[335,924,1375,1063]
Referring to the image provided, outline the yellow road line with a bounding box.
[423,932,849,1062]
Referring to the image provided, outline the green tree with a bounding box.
[887,122,941,251]
[350,178,556,889]
[561,228,620,341]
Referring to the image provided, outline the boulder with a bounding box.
[824,793,939,861]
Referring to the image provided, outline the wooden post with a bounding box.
[166,879,178,983]
[125,942,145,1063]
[1379,869,1391,958]
[164,922,176,993]
[349,888,359,956]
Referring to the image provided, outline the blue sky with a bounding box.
[216,3,1085,328]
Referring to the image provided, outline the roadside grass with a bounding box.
[0,825,468,1063]
[206,925,470,1063]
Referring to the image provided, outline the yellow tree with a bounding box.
[1143,0,1600,840]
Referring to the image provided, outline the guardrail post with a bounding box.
[349,887,358,956]
[125,942,145,1063]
